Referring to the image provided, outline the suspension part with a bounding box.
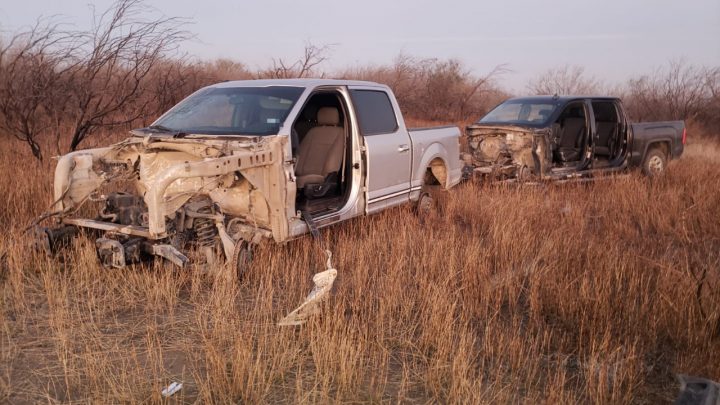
[194,205,218,247]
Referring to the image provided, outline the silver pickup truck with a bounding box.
[36,79,462,271]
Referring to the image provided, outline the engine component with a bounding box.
[152,245,189,268]
[96,238,126,269]
[33,225,78,255]
[95,236,148,268]
[102,193,147,226]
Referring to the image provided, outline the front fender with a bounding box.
[53,147,114,212]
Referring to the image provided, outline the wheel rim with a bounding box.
[648,155,664,173]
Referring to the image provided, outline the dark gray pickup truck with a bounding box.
[464,96,686,181]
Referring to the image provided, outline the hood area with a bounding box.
[464,124,552,180]
[51,134,289,240]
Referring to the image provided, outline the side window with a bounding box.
[591,101,617,123]
[349,90,398,135]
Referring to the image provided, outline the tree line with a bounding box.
[1,0,718,160]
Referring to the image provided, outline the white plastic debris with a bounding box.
[161,381,183,397]
[278,250,337,326]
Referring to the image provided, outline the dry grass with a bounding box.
[0,135,719,404]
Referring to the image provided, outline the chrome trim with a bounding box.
[368,186,421,204]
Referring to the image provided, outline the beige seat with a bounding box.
[295,107,345,189]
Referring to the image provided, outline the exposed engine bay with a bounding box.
[463,125,552,181]
[35,133,292,270]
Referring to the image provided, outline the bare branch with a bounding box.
[526,65,602,96]
[257,43,333,79]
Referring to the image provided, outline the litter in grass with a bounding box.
[278,250,337,326]
[161,381,183,397]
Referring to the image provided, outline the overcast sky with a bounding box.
[1,0,719,91]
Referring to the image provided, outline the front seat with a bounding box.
[556,117,585,162]
[295,107,345,194]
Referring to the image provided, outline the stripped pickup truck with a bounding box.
[464,96,686,182]
[35,79,462,271]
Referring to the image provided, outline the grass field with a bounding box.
[1,135,719,403]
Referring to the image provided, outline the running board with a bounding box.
[301,210,320,239]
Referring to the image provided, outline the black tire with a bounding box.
[416,190,434,214]
[415,185,441,223]
[231,240,252,281]
[641,147,668,177]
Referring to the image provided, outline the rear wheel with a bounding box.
[415,185,441,223]
[642,147,667,177]
[416,190,435,215]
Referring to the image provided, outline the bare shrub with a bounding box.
[62,0,190,151]
[527,65,602,95]
[0,21,77,159]
[0,0,191,158]
[341,54,508,122]
[256,43,332,79]
[623,60,720,125]
[202,58,252,82]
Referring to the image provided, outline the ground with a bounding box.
[1,136,719,403]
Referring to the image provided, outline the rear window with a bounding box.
[350,90,398,135]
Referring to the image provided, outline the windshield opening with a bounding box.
[154,86,305,136]
[479,100,560,126]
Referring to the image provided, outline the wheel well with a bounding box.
[647,141,670,158]
[424,158,447,187]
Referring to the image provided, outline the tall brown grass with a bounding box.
[0,134,719,403]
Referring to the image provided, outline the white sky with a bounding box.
[1,0,719,91]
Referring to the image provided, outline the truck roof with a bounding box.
[508,95,620,103]
[210,78,387,89]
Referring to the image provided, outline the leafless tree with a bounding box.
[702,67,720,130]
[140,58,210,122]
[527,65,602,96]
[258,43,332,79]
[339,54,508,122]
[0,21,78,159]
[63,0,190,151]
[624,60,710,122]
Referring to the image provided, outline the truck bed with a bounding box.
[408,126,463,190]
[629,121,685,166]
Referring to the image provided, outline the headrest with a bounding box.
[538,109,552,121]
[317,107,339,126]
[301,104,318,121]
[537,109,553,120]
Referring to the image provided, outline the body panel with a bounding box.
[629,121,685,166]
[408,126,463,193]
[348,84,414,213]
